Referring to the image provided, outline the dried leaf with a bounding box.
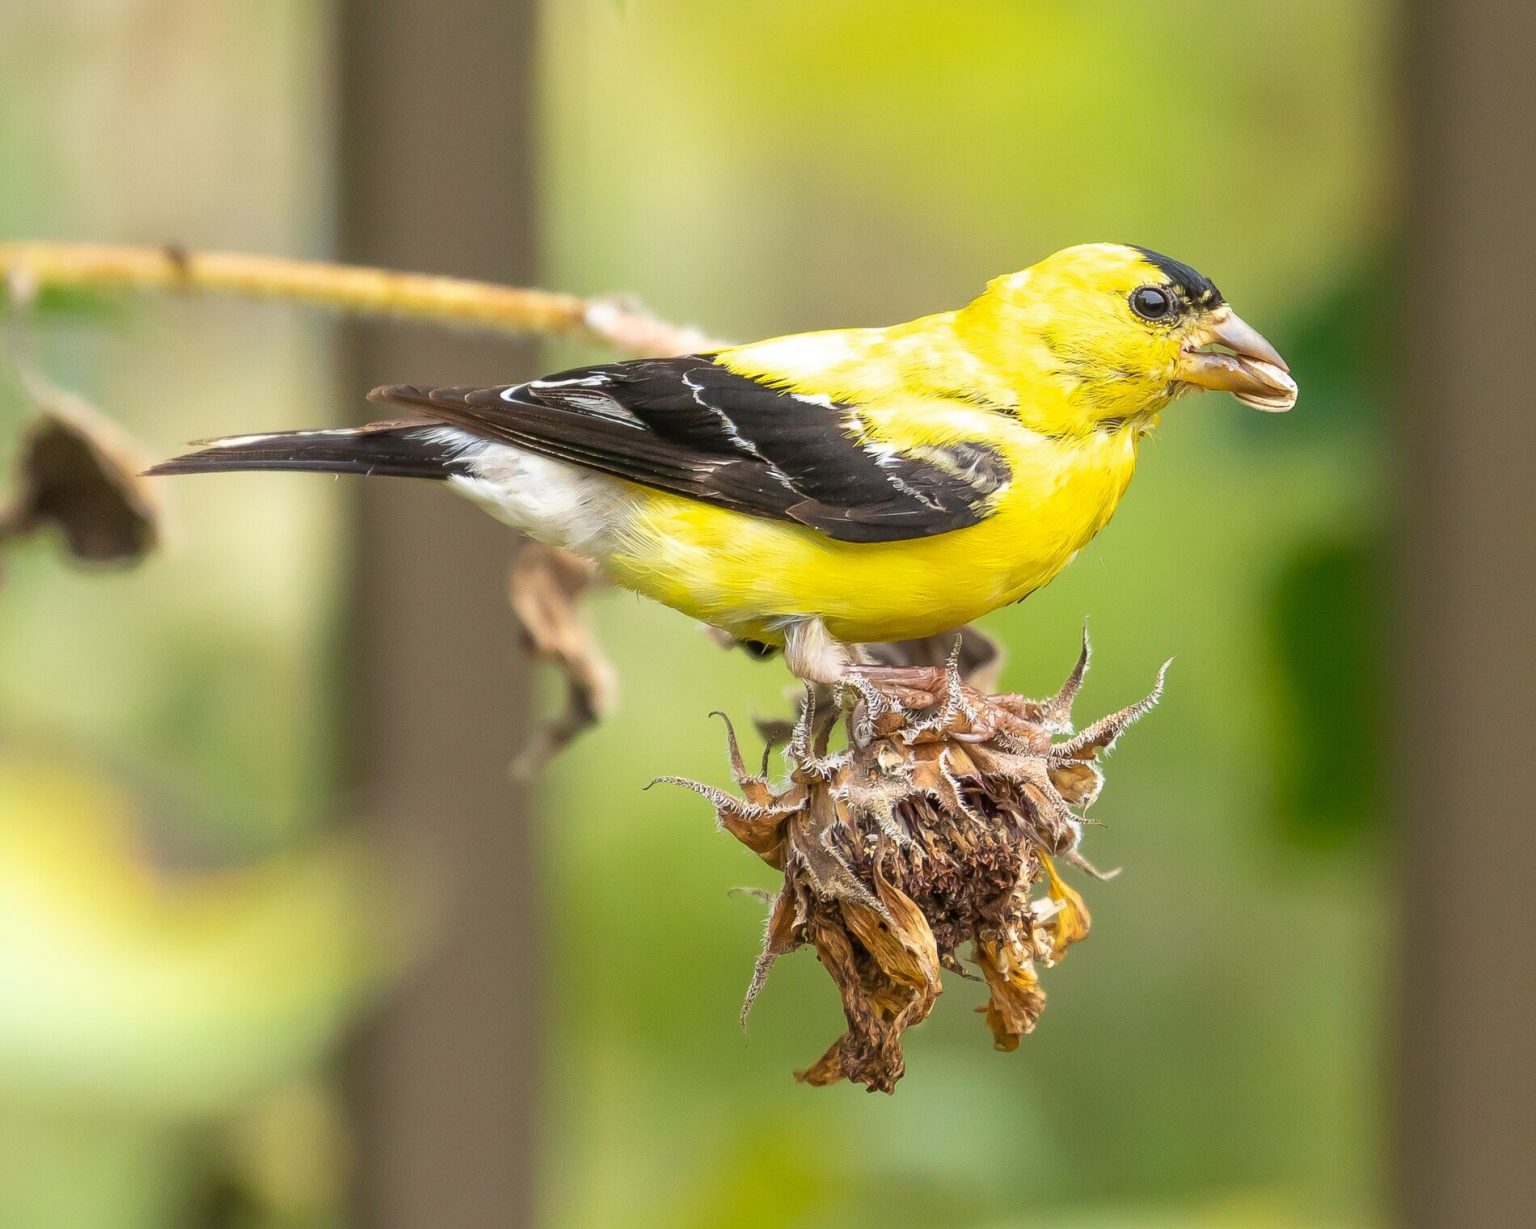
[506,541,617,778]
[0,402,159,565]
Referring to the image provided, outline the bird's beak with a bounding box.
[1174,306,1297,411]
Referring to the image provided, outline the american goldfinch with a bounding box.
[149,243,1294,683]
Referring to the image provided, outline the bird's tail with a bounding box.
[144,421,472,480]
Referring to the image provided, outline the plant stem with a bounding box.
[0,241,723,357]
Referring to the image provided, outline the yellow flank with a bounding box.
[602,243,1189,645]
[606,426,1136,644]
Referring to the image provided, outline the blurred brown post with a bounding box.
[334,1,540,1227]
[1400,1,1536,1225]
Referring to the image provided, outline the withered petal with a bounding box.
[975,939,1047,1051]
[794,1037,850,1087]
[838,869,941,1000]
[1040,853,1092,957]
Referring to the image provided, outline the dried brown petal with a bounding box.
[840,868,941,1004]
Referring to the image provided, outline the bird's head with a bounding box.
[956,242,1296,434]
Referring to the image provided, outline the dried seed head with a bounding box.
[664,638,1164,1092]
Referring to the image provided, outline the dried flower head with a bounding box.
[662,635,1166,1092]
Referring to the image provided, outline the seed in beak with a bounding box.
[1175,308,1298,411]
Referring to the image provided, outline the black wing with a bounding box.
[368,356,1010,544]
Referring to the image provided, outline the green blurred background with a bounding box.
[0,1,1396,1226]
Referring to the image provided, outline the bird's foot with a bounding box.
[840,625,1097,751]
[843,661,1043,750]
[842,662,950,710]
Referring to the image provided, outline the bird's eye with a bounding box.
[1130,285,1175,321]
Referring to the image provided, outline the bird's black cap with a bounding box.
[1130,246,1223,307]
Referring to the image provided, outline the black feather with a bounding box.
[145,422,468,480]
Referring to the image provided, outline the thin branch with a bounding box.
[0,241,725,358]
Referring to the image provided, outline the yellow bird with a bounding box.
[149,243,1295,683]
